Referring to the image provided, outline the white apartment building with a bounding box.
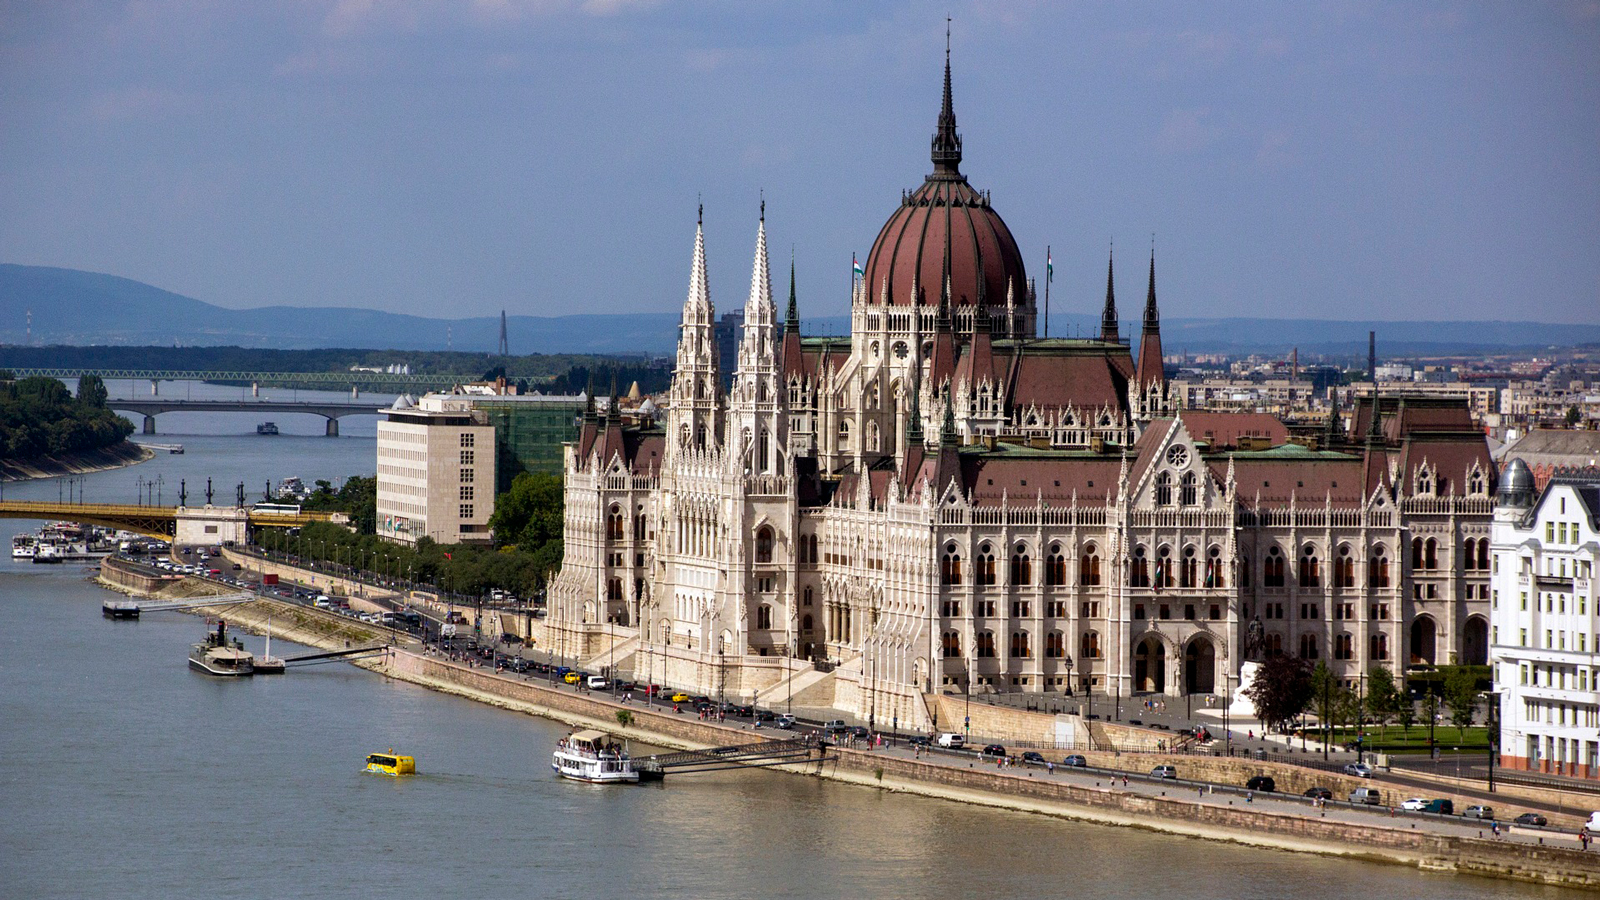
[1490,459,1600,779]
[376,394,496,545]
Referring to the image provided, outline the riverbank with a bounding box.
[99,571,1599,889]
[0,440,152,483]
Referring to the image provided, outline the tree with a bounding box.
[1568,405,1583,427]
[76,373,108,408]
[1366,666,1401,737]
[1242,655,1313,733]
[488,472,564,554]
[1442,665,1481,737]
[1397,693,1416,736]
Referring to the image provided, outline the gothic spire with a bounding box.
[940,392,958,448]
[1143,246,1160,334]
[784,250,799,334]
[907,385,924,444]
[930,19,963,177]
[1100,245,1119,341]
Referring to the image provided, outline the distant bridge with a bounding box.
[109,398,388,436]
[7,368,483,393]
[0,500,348,538]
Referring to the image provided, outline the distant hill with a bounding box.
[3,264,1596,358]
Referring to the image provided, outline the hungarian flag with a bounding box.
[853,253,865,278]
[1046,249,1053,283]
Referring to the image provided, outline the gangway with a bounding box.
[280,645,390,667]
[129,593,259,614]
[634,735,821,779]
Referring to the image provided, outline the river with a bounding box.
[0,382,1579,898]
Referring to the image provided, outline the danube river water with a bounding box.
[0,390,1582,899]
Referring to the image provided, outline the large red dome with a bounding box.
[861,55,1027,308]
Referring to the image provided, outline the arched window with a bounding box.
[1264,546,1285,587]
[1180,471,1198,505]
[1299,544,1320,588]
[940,545,963,586]
[976,630,997,658]
[942,631,961,658]
[1080,630,1101,660]
[838,420,851,450]
[1334,633,1354,660]
[977,543,996,587]
[1205,546,1225,588]
[1080,544,1101,586]
[607,577,623,600]
[1334,544,1355,588]
[866,420,880,452]
[1046,544,1067,586]
[1300,633,1319,660]
[1155,545,1174,588]
[1469,470,1486,495]
[757,605,773,630]
[1155,471,1173,506]
[1266,633,1284,657]
[1370,544,1391,587]
[633,511,647,541]
[1411,537,1424,571]
[1180,545,1198,588]
[1476,537,1489,570]
[1424,537,1438,570]
[1009,545,1031,585]
[803,586,813,607]
[1370,633,1389,660]
[1130,546,1150,587]
[1045,631,1066,658]
[802,613,814,632]
[607,505,624,541]
[755,526,774,563]
[1009,631,1032,659]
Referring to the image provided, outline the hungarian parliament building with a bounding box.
[546,58,1495,728]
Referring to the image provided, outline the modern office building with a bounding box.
[376,394,497,545]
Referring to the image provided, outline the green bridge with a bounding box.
[8,368,485,392]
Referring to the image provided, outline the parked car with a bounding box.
[669,692,691,703]
[1303,787,1333,800]
[908,735,932,749]
[774,714,796,730]
[936,733,965,749]
[1513,812,1548,827]
[563,671,582,685]
[754,710,776,723]
[1150,765,1177,779]
[1463,805,1494,820]
[822,719,848,734]
[1021,751,1046,766]
[1422,799,1454,815]
[1349,787,1382,805]
[1342,762,1374,778]
[981,744,1007,758]
[1401,797,1431,811]
[1245,775,1276,792]
[586,675,610,691]
[1062,754,1088,768]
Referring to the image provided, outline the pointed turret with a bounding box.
[781,251,806,381]
[667,206,722,451]
[729,202,785,475]
[784,253,799,335]
[1099,247,1119,341]
[1134,248,1166,389]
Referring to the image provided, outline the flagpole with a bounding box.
[1044,244,1051,339]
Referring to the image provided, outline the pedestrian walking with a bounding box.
[1122,775,1128,788]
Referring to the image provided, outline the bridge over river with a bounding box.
[0,499,348,538]
[7,367,482,393]
[110,398,388,436]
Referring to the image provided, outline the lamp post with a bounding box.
[1223,670,1233,756]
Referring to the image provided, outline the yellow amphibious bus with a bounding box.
[364,751,415,776]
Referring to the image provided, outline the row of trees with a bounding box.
[259,471,566,600]
[0,373,133,461]
[1244,656,1489,741]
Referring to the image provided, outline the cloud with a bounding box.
[1155,107,1221,153]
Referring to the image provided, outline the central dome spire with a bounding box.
[930,18,962,178]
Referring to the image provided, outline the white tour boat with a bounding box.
[11,534,37,559]
[552,730,639,784]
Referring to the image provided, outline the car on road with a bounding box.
[936,733,965,749]
[848,725,871,739]
[1021,751,1046,766]
[1342,762,1374,778]
[981,744,1007,758]
[734,705,755,718]
[563,671,582,685]
[1150,765,1177,779]
[1513,813,1548,827]
[1401,797,1431,811]
[586,676,610,691]
[908,735,932,749]
[1062,754,1087,768]
[1303,787,1333,800]
[1349,787,1382,805]
[1463,805,1494,820]
[774,714,796,730]
[1245,775,1276,792]
[668,692,691,703]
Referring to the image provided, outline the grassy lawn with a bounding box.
[1325,725,1491,754]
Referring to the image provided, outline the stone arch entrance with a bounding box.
[1134,635,1166,693]
[1183,637,1216,694]
[1462,616,1488,666]
[1410,614,1437,666]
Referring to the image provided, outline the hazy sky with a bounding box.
[2,1,1597,326]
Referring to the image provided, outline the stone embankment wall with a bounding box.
[185,596,389,651]
[376,648,1598,889]
[100,556,187,598]
[0,440,152,482]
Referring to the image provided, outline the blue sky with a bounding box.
[2,1,1597,326]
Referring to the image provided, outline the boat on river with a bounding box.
[256,422,279,435]
[552,730,639,784]
[189,620,255,676]
[12,534,37,559]
[364,751,416,776]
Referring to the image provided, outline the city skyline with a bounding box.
[2,2,1597,326]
